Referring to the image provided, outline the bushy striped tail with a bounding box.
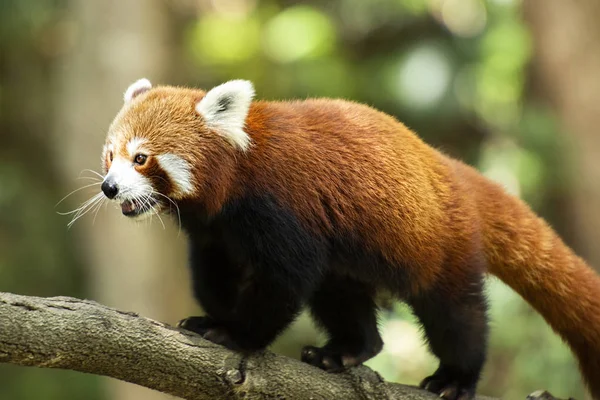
[462,163,600,399]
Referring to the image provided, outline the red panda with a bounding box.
[98,78,600,400]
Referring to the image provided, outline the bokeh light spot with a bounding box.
[263,5,335,64]
[441,0,487,37]
[395,45,452,110]
[188,13,260,65]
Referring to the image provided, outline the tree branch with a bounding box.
[0,292,495,399]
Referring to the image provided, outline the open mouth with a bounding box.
[120,198,158,217]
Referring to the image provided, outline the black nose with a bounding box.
[101,180,119,199]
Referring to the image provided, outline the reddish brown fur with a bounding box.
[462,163,600,398]
[111,86,600,398]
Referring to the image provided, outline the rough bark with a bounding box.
[0,292,498,400]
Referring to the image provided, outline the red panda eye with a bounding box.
[134,154,147,165]
[108,151,113,162]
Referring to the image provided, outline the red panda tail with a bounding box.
[463,164,600,399]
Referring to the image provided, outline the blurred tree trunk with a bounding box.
[53,1,195,399]
[524,0,600,273]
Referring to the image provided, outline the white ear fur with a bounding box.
[195,80,255,151]
[124,78,152,103]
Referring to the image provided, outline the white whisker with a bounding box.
[68,194,103,219]
[79,169,105,180]
[150,203,166,230]
[151,190,181,236]
[65,192,105,228]
[92,197,107,225]
[76,176,102,182]
[56,182,102,207]
[138,192,153,211]
[147,208,153,228]
[71,193,104,220]
[58,192,104,215]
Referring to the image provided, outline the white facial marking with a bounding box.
[105,158,152,202]
[195,79,255,151]
[156,154,194,198]
[127,137,147,157]
[124,78,152,103]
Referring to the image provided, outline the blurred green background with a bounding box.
[1,0,599,399]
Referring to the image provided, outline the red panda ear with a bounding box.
[195,80,255,152]
[123,78,152,103]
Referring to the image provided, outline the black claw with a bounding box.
[420,375,476,400]
[178,316,243,351]
[420,366,477,400]
[178,315,218,336]
[440,385,458,399]
[321,355,343,371]
[301,345,343,371]
[420,375,444,393]
[301,346,319,364]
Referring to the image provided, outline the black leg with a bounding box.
[190,241,242,320]
[408,274,488,400]
[302,274,383,371]
[182,262,316,353]
[180,195,328,353]
[177,241,242,336]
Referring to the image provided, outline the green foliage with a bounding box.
[263,5,336,63]
[188,14,261,64]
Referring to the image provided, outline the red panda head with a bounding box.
[101,78,255,218]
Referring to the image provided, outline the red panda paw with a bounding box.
[420,373,476,400]
[177,315,219,336]
[201,327,240,351]
[301,345,344,372]
[178,316,242,351]
[301,345,373,372]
